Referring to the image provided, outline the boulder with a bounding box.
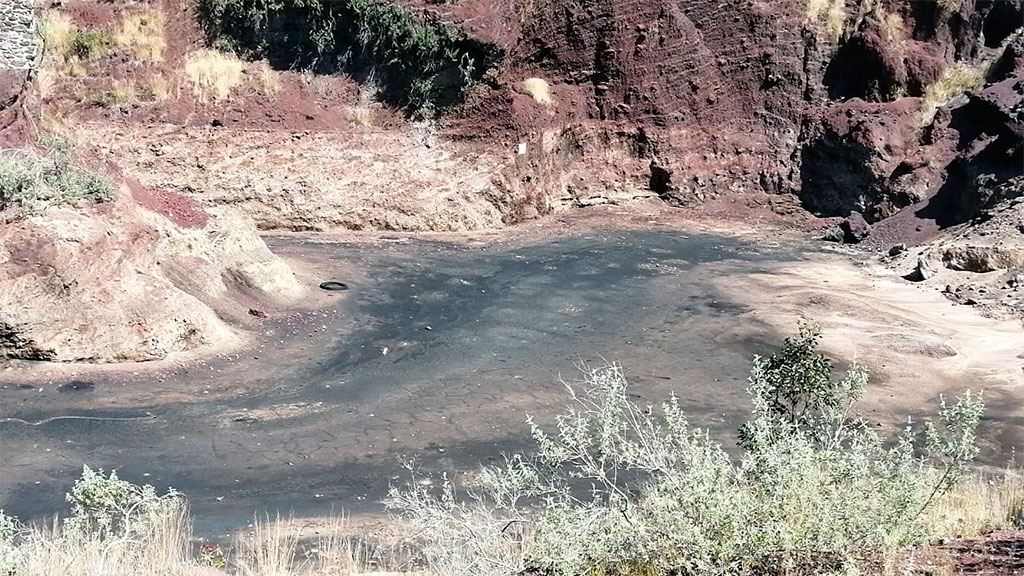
[888,243,908,256]
[912,256,935,281]
[840,211,871,243]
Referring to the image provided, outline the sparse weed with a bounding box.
[928,470,1024,537]
[70,29,112,61]
[806,0,846,41]
[346,106,375,127]
[919,63,985,126]
[236,514,302,576]
[149,73,174,100]
[0,467,191,576]
[0,150,113,215]
[108,79,138,105]
[38,12,112,77]
[37,12,75,61]
[250,60,281,95]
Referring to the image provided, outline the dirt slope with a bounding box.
[1,181,305,362]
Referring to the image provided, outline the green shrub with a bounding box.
[70,29,112,60]
[0,468,188,576]
[64,466,184,538]
[388,325,986,575]
[0,150,113,216]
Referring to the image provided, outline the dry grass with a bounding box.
[236,515,300,576]
[150,73,174,101]
[108,79,138,105]
[39,12,75,61]
[928,470,1024,538]
[518,77,553,106]
[2,511,392,576]
[875,5,906,41]
[918,62,985,126]
[304,516,373,575]
[806,0,846,41]
[184,49,244,103]
[115,11,166,63]
[937,0,963,13]
[6,507,193,576]
[38,11,114,82]
[250,60,281,95]
[35,67,58,99]
[234,514,400,575]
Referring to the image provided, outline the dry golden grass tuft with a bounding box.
[937,0,964,13]
[875,5,906,41]
[7,507,193,576]
[928,470,1024,538]
[249,60,281,95]
[806,0,846,41]
[518,77,553,106]
[39,12,75,61]
[37,10,117,85]
[345,106,375,127]
[149,73,174,101]
[919,62,985,126]
[99,79,139,106]
[184,49,244,103]
[35,68,58,99]
[115,11,166,63]
[235,515,299,576]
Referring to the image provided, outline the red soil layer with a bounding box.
[127,176,209,229]
[945,530,1024,575]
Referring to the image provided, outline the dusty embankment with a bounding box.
[1,182,307,362]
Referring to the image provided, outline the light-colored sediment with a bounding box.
[713,247,1023,458]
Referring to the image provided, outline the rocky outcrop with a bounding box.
[936,39,1024,224]
[798,1,1022,223]
[943,245,1024,272]
[446,0,810,204]
[799,98,940,221]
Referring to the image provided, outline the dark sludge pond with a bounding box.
[0,230,800,537]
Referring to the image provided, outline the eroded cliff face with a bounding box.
[446,0,1021,223]
[796,0,1023,224]
[450,0,810,203]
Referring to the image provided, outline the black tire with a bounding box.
[319,281,349,291]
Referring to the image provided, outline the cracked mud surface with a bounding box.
[1,229,1020,538]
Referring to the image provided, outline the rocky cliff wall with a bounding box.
[447,0,1021,221]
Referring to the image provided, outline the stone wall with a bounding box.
[0,0,37,70]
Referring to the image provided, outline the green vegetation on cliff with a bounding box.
[200,0,498,115]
